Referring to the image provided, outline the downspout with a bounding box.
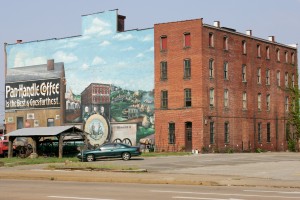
[4,43,7,77]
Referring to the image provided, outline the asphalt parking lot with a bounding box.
[1,152,300,188]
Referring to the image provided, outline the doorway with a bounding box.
[17,117,24,129]
[185,122,192,152]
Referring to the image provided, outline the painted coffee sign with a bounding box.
[5,78,60,109]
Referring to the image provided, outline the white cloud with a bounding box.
[84,18,111,35]
[121,46,134,51]
[14,53,47,67]
[99,40,111,46]
[53,51,78,63]
[113,33,134,41]
[136,53,144,58]
[92,56,106,65]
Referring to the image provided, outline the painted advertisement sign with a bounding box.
[5,78,60,109]
[6,10,154,146]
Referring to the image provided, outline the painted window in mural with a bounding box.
[6,10,154,148]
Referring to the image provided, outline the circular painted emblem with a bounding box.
[84,114,109,146]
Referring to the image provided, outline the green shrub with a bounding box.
[288,140,297,152]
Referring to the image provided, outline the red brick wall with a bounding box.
[201,26,297,152]
[154,19,204,152]
[154,20,298,152]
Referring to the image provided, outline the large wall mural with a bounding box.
[6,10,154,147]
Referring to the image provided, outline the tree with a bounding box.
[287,83,300,151]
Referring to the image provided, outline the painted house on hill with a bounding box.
[5,9,154,147]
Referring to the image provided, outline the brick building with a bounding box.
[154,19,298,152]
[5,59,66,133]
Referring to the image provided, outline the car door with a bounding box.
[98,144,115,158]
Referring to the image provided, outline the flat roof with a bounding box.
[5,126,84,137]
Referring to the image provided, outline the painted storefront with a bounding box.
[5,10,154,147]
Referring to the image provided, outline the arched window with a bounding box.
[242,40,247,54]
[209,32,214,47]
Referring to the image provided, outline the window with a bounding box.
[160,35,167,51]
[184,88,192,107]
[224,62,228,79]
[242,40,247,54]
[160,61,167,80]
[266,46,270,59]
[184,32,191,47]
[161,90,168,109]
[258,93,261,111]
[267,123,271,143]
[291,52,295,64]
[266,69,270,85]
[242,92,247,110]
[285,72,289,87]
[258,122,262,143]
[210,88,215,107]
[223,36,228,50]
[292,74,295,88]
[242,65,247,82]
[168,123,175,144]
[257,68,261,84]
[210,122,214,144]
[277,71,280,86]
[285,51,288,63]
[209,59,214,78]
[184,59,191,79]
[47,118,54,127]
[224,122,229,143]
[285,96,289,112]
[276,49,280,62]
[266,94,270,111]
[209,33,214,47]
[257,44,261,57]
[224,89,229,108]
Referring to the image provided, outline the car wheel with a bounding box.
[86,154,94,162]
[122,152,131,161]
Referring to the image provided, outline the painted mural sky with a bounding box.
[6,10,154,94]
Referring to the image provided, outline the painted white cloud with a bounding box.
[82,63,89,70]
[92,56,106,65]
[141,35,153,42]
[25,56,47,66]
[121,46,134,51]
[147,46,154,52]
[113,33,134,41]
[84,18,111,35]
[99,40,111,46]
[53,51,78,63]
[136,53,144,58]
[14,52,28,67]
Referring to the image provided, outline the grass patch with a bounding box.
[0,157,79,167]
[141,152,191,157]
[48,162,139,171]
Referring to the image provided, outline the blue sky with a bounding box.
[1,0,300,122]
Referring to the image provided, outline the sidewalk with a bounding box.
[0,162,300,188]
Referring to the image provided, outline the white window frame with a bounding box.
[210,88,215,107]
[224,89,229,108]
[242,92,247,110]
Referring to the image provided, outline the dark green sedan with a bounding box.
[77,143,141,162]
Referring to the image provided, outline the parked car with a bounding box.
[77,143,141,162]
[0,140,9,157]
